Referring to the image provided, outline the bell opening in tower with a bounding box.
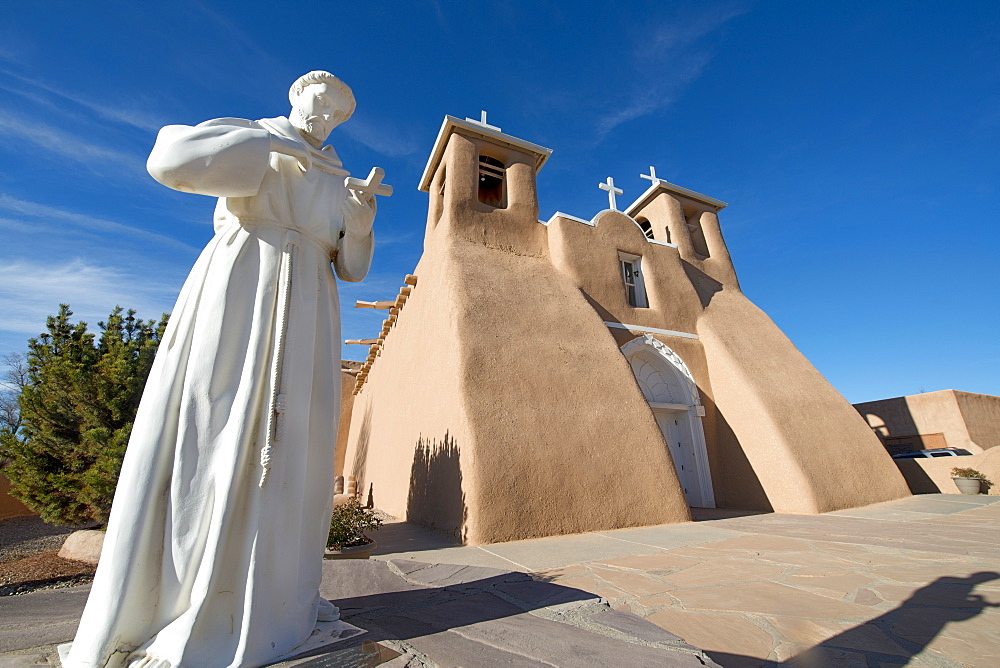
[477,155,505,208]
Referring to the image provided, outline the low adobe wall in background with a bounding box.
[0,473,35,520]
[894,447,1000,495]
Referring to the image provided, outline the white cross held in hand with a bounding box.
[466,110,501,132]
[345,167,393,198]
[599,176,623,211]
[640,166,661,184]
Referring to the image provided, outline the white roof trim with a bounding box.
[545,211,594,226]
[648,239,677,248]
[544,211,681,247]
[624,179,727,217]
[605,322,699,340]
[418,115,552,192]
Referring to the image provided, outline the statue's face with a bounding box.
[291,82,349,143]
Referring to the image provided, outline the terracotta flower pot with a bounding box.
[324,539,376,560]
[952,477,983,495]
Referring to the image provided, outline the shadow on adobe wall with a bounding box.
[681,261,723,308]
[854,397,920,455]
[349,402,374,485]
[854,399,950,494]
[712,402,773,512]
[894,459,944,494]
[406,431,468,543]
[578,288,618,325]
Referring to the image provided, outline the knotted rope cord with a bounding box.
[259,232,297,487]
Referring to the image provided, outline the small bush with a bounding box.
[951,467,993,490]
[327,499,382,550]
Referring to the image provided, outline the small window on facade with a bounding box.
[619,252,649,308]
[664,226,672,244]
[636,217,654,240]
[478,155,505,208]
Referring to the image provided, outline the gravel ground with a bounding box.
[0,516,95,596]
[0,516,75,564]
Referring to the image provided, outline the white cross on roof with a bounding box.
[466,110,501,132]
[640,166,661,183]
[598,176,623,211]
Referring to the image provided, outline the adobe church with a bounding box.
[340,114,911,545]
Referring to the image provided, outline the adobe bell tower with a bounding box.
[418,112,552,257]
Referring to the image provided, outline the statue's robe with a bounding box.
[64,116,373,668]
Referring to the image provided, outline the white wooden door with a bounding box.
[654,410,702,506]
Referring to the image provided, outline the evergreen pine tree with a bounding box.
[0,304,167,525]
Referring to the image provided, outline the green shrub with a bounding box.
[951,467,993,490]
[0,305,167,525]
[327,499,382,550]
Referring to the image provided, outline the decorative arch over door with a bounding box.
[620,335,715,508]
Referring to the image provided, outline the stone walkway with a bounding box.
[1,494,997,666]
[372,494,1000,667]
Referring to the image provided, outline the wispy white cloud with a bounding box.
[0,69,167,133]
[339,115,421,158]
[0,44,27,67]
[0,194,198,254]
[374,231,419,247]
[0,258,179,336]
[595,3,749,138]
[0,110,145,174]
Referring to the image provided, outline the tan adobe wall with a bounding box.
[696,289,911,513]
[855,390,995,454]
[342,243,475,540]
[548,201,909,514]
[894,447,1000,495]
[0,473,35,520]
[547,210,703,335]
[955,391,1000,450]
[344,133,692,544]
[334,362,362,477]
[343,235,691,544]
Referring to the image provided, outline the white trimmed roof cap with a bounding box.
[418,115,552,192]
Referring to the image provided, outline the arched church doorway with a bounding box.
[620,335,715,508]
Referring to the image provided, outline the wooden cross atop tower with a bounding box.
[640,166,661,184]
[466,110,501,133]
[599,176,623,211]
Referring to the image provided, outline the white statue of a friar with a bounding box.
[61,71,389,668]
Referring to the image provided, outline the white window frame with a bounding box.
[618,251,649,308]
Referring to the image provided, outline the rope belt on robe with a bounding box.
[220,217,337,488]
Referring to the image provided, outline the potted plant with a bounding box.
[950,467,992,495]
[325,499,382,559]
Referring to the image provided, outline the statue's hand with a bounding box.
[269,134,311,171]
[342,188,376,237]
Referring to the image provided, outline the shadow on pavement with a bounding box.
[306,558,719,666]
[368,521,461,557]
[710,571,1000,667]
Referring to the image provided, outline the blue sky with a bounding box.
[0,1,996,403]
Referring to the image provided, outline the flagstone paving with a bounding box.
[378,494,1000,667]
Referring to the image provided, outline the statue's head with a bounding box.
[288,71,356,144]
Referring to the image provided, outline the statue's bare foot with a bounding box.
[317,598,340,622]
